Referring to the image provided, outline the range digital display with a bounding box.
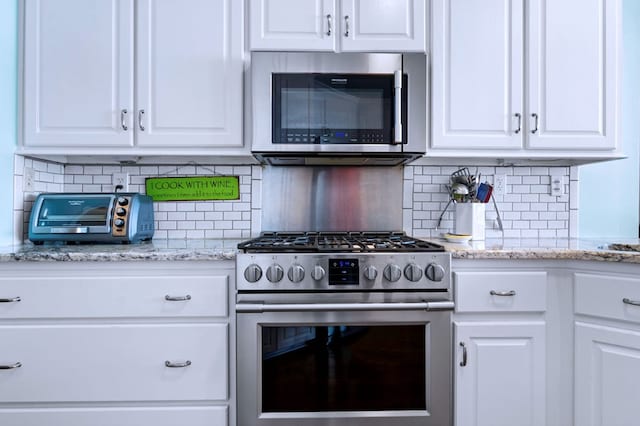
[328,258,359,286]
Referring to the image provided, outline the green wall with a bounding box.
[579,0,640,238]
[0,0,17,245]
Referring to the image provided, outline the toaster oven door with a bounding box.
[31,196,114,234]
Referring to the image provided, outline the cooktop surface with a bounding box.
[237,231,445,253]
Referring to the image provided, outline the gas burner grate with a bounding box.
[237,231,445,253]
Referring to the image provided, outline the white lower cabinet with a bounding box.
[574,271,640,426]
[454,322,546,426]
[0,261,235,426]
[0,407,227,426]
[453,268,547,426]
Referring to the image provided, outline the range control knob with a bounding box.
[288,264,305,283]
[266,264,284,283]
[244,264,263,283]
[363,265,378,281]
[404,263,423,282]
[117,196,129,206]
[115,207,127,216]
[114,218,125,227]
[425,263,446,282]
[383,264,402,282]
[311,265,326,281]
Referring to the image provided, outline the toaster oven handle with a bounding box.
[236,301,454,313]
[51,227,89,234]
[393,70,403,144]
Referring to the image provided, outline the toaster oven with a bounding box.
[28,193,155,244]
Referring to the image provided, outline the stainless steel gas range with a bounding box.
[236,231,453,426]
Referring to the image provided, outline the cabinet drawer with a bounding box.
[0,274,228,319]
[454,271,547,313]
[0,324,228,402]
[575,273,640,323]
[0,406,227,426]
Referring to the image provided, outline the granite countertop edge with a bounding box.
[1,238,640,264]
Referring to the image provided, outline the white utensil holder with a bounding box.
[455,203,485,241]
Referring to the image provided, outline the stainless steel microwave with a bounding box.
[250,52,427,165]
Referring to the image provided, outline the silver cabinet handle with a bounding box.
[490,290,516,296]
[459,342,467,367]
[0,296,20,303]
[623,298,640,307]
[0,362,22,370]
[344,15,350,37]
[326,14,332,36]
[138,109,145,131]
[514,113,522,134]
[121,109,128,131]
[165,294,191,301]
[531,113,539,134]
[165,360,191,368]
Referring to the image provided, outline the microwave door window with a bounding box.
[277,82,389,144]
[38,197,111,227]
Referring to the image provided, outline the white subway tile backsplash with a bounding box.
[404,165,572,238]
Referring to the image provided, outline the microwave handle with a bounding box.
[393,70,403,144]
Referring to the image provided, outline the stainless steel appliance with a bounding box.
[250,52,427,165]
[28,193,155,244]
[236,232,453,426]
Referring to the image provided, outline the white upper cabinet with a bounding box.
[430,0,621,159]
[23,0,134,148]
[249,0,336,51]
[431,0,523,150]
[249,0,426,52]
[136,0,243,148]
[527,0,619,150]
[22,0,243,152]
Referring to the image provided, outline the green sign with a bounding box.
[145,176,240,201]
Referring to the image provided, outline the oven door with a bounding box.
[236,301,452,426]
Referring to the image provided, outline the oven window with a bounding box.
[37,197,111,227]
[261,325,426,412]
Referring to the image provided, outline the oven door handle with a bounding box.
[236,301,454,313]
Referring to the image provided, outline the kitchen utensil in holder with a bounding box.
[455,203,485,241]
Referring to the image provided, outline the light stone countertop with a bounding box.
[0,239,242,262]
[439,237,640,264]
[1,237,640,263]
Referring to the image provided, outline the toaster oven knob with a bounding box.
[426,263,446,282]
[116,207,126,216]
[266,264,284,283]
[363,265,378,281]
[117,196,129,206]
[244,264,263,283]
[114,218,125,228]
[287,264,305,283]
[404,263,423,282]
[383,264,402,282]
[311,265,326,281]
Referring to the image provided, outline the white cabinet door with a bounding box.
[527,0,620,150]
[136,0,243,148]
[249,0,336,51]
[575,322,640,426]
[340,0,426,52]
[454,321,545,426]
[23,0,134,147]
[0,407,228,426]
[431,0,523,150]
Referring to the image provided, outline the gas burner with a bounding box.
[237,231,445,253]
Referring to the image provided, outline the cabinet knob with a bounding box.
[0,296,21,303]
[326,14,332,36]
[120,109,128,131]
